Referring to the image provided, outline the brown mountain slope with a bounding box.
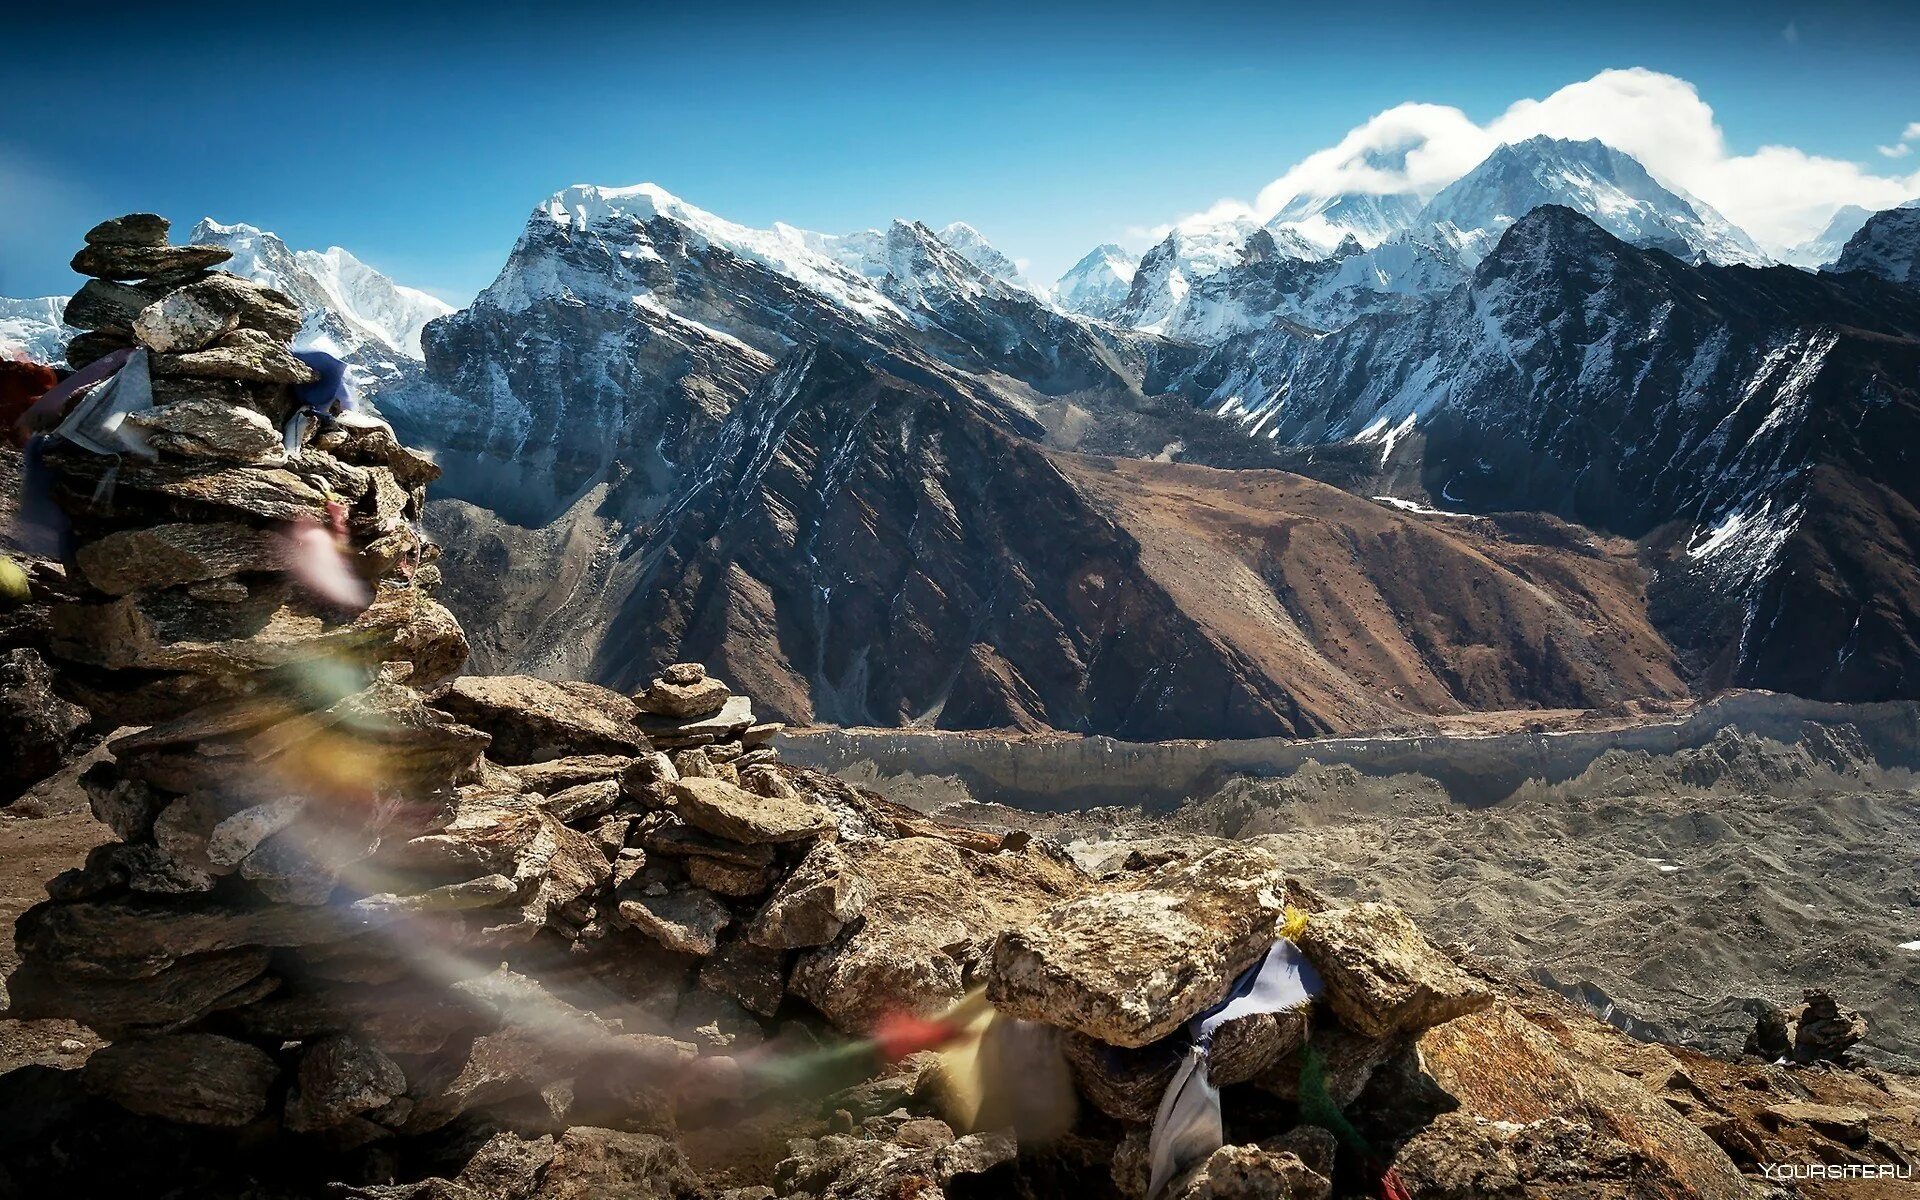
[1052,455,1686,731]
[427,346,1684,738]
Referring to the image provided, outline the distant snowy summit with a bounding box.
[0,296,72,363]
[188,219,452,374]
[1088,135,1779,344]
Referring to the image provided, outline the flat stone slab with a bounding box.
[986,845,1289,1047]
[1294,902,1491,1039]
[672,776,832,845]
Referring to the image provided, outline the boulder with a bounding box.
[699,937,789,1017]
[50,454,333,523]
[285,1033,408,1131]
[3,945,271,1032]
[70,240,231,281]
[1790,989,1867,1064]
[618,886,731,956]
[636,671,731,718]
[544,778,621,824]
[74,521,286,596]
[133,274,302,351]
[126,397,286,464]
[63,327,133,369]
[671,776,832,845]
[686,854,773,897]
[434,675,648,764]
[791,837,1086,1032]
[638,813,777,868]
[748,839,871,949]
[150,327,317,384]
[63,278,161,332]
[1293,902,1491,1039]
[987,845,1288,1047]
[533,1127,706,1200]
[83,1032,278,1125]
[509,754,634,794]
[83,213,170,247]
[0,647,91,804]
[1171,1144,1329,1200]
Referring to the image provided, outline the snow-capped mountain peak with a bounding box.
[1051,244,1139,320]
[1266,189,1422,255]
[1418,135,1767,267]
[935,221,1031,289]
[0,296,72,363]
[188,218,453,365]
[1831,205,1920,288]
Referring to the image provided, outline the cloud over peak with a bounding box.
[1185,68,1920,256]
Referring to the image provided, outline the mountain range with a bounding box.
[9,136,1920,736]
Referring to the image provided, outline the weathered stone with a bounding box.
[4,945,271,1032]
[206,794,308,867]
[64,327,133,369]
[83,1032,277,1125]
[126,397,286,464]
[285,1033,408,1131]
[71,240,230,281]
[618,886,730,956]
[638,813,776,868]
[135,274,302,352]
[791,837,1087,1032]
[62,278,161,332]
[686,854,773,897]
[329,418,443,489]
[0,648,91,803]
[532,1127,705,1200]
[661,662,706,686]
[241,806,385,905]
[672,776,832,845]
[510,754,633,794]
[352,873,519,915]
[74,521,286,596]
[636,673,731,718]
[748,839,871,950]
[544,778,621,824]
[1172,1144,1329,1200]
[1790,989,1867,1064]
[988,845,1287,1047]
[434,675,648,764]
[150,327,316,384]
[635,693,755,743]
[84,213,169,247]
[133,287,237,352]
[670,746,736,782]
[1294,902,1491,1039]
[226,982,482,1055]
[51,453,333,522]
[699,937,789,1017]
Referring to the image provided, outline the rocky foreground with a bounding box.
[1,216,1917,1199]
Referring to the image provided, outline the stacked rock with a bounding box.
[41,212,460,725]
[4,214,588,1145]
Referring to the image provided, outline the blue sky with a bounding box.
[4,0,1917,302]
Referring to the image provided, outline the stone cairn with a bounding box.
[3,215,1509,1199]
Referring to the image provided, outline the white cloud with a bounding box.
[1881,143,1912,159]
[1906,122,1920,140]
[1184,68,1920,257]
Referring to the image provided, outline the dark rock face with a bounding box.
[0,647,91,804]
[1198,206,1920,702]
[1831,205,1920,289]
